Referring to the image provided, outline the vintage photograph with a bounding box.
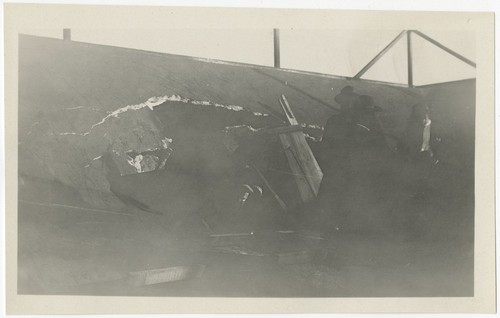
[5,3,496,314]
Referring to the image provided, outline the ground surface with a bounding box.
[18,170,473,297]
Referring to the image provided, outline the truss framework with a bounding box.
[352,30,476,87]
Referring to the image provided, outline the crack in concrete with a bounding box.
[57,95,272,137]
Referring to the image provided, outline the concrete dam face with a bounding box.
[18,34,475,296]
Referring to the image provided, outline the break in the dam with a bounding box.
[18,29,475,297]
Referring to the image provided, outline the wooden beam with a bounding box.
[279,95,299,126]
[279,133,316,202]
[412,30,476,68]
[278,95,323,203]
[353,30,408,79]
[407,31,414,87]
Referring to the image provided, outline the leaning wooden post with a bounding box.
[277,95,323,203]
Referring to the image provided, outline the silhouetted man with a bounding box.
[315,86,387,233]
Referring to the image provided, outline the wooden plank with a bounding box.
[287,131,323,196]
[279,95,299,126]
[353,30,408,79]
[279,134,316,202]
[278,95,323,201]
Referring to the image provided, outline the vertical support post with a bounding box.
[407,30,413,87]
[63,28,71,41]
[273,28,280,68]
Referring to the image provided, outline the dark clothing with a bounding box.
[316,92,390,231]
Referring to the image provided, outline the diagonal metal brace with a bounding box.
[353,30,408,79]
[411,30,476,68]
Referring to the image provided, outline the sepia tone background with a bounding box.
[4,3,495,314]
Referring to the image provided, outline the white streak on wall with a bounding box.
[56,94,321,141]
[83,155,103,168]
[421,115,432,152]
[224,125,260,132]
[254,185,263,195]
[253,112,269,117]
[65,106,85,110]
[304,133,321,142]
[301,123,324,131]
[60,96,170,136]
[242,184,254,193]
[307,124,324,130]
[58,95,252,137]
[64,106,111,113]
